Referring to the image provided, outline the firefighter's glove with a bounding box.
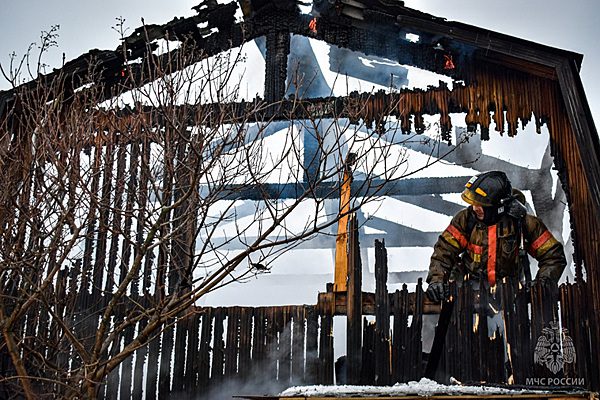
[426,282,449,302]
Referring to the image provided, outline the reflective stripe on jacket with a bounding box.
[427,208,566,285]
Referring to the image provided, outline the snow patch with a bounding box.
[280,378,546,397]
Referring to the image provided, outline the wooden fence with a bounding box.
[0,205,594,399]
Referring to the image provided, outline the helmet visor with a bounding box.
[461,187,492,207]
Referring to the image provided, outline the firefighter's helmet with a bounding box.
[461,171,512,207]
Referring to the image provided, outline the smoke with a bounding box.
[190,316,314,400]
[328,45,408,91]
[195,376,288,400]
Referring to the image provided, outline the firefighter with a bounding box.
[426,171,567,302]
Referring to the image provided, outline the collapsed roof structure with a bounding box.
[1,0,599,398]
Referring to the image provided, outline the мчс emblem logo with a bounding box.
[534,320,576,374]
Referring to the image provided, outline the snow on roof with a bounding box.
[279,378,547,397]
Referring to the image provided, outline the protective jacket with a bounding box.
[427,207,566,286]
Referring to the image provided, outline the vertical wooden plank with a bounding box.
[158,319,175,399]
[463,280,475,381]
[170,128,197,296]
[93,140,113,300]
[391,290,401,383]
[80,144,101,352]
[157,129,174,300]
[105,310,122,400]
[279,306,292,385]
[105,143,128,294]
[172,316,188,394]
[501,278,521,385]
[252,307,266,366]
[410,278,424,380]
[374,239,390,385]
[120,141,141,295]
[55,269,70,389]
[471,285,481,384]
[225,307,240,378]
[119,320,136,400]
[361,319,376,384]
[211,307,226,383]
[145,322,161,400]
[291,306,306,385]
[318,306,334,384]
[305,306,319,384]
[477,277,490,382]
[239,308,253,380]
[185,312,201,394]
[346,214,362,384]
[266,307,278,381]
[516,284,532,382]
[138,139,152,294]
[198,308,213,390]
[132,316,148,400]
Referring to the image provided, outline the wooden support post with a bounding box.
[334,153,356,292]
[334,170,352,292]
[346,213,362,384]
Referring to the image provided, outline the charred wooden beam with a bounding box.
[346,214,362,384]
[265,31,291,103]
[317,290,442,315]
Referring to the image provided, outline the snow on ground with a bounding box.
[280,378,546,397]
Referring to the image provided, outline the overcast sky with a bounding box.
[1,0,598,125]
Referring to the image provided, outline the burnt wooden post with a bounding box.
[374,239,390,385]
[264,31,290,103]
[346,213,362,384]
[392,285,410,382]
